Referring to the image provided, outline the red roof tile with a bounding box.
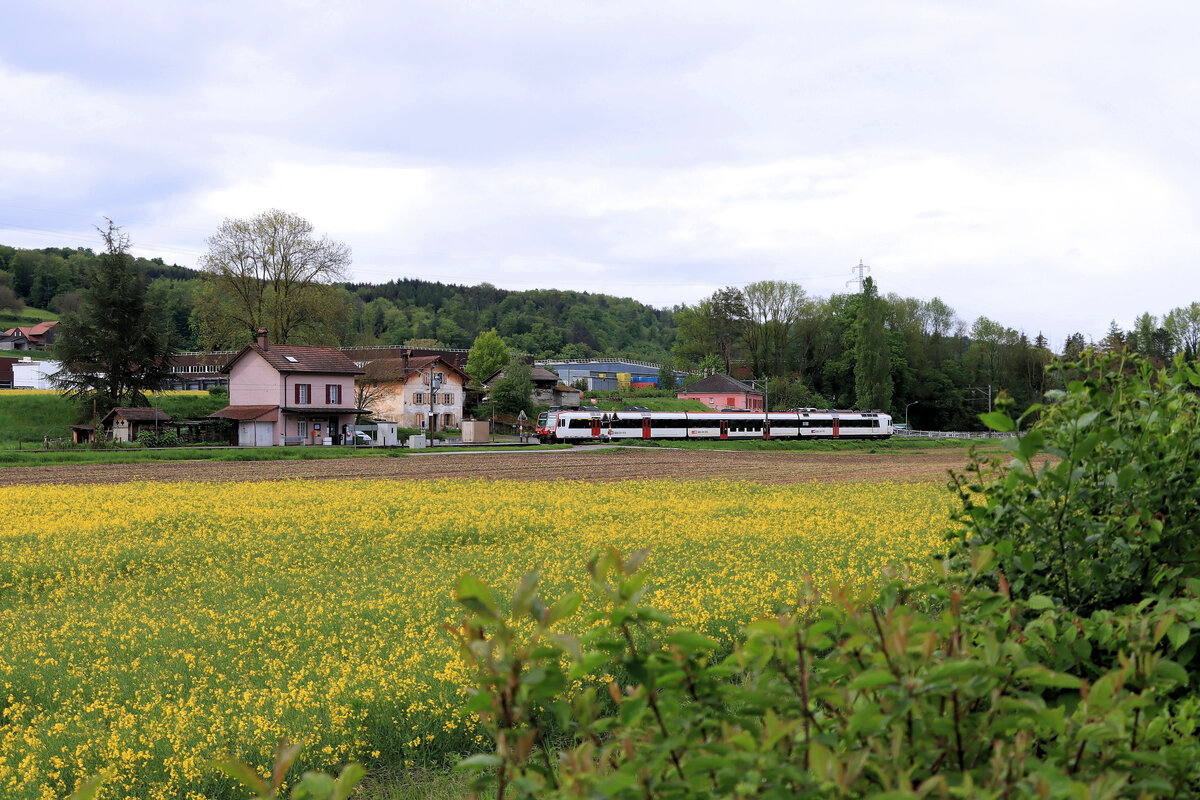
[209,405,279,421]
[223,344,364,375]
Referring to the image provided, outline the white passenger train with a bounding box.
[537,409,892,443]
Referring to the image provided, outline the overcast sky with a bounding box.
[2,1,1197,348]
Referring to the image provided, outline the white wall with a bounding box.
[12,359,62,390]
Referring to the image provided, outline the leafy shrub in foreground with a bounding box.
[449,552,1200,799]
[954,353,1200,613]
[448,353,1200,798]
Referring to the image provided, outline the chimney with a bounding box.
[403,348,411,373]
[256,328,268,350]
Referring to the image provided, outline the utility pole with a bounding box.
[846,259,871,293]
[968,385,993,414]
[764,375,769,439]
[425,366,442,448]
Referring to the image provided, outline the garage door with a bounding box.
[254,422,274,447]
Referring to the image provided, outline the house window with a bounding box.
[727,397,735,406]
[326,384,341,404]
[443,413,454,426]
[442,393,453,405]
[297,418,307,436]
[296,383,311,404]
[414,392,425,404]
[436,371,444,384]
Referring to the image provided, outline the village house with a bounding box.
[483,366,582,408]
[1,320,59,350]
[100,407,173,443]
[360,354,468,432]
[210,329,364,446]
[676,373,764,411]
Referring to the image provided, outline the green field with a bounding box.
[0,390,230,449]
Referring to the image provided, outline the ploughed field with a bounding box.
[0,446,975,486]
[0,451,968,799]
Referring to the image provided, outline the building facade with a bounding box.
[211,330,364,446]
[360,355,468,431]
[536,359,686,391]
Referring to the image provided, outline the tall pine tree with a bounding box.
[53,221,176,417]
[854,276,893,411]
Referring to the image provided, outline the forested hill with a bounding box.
[346,279,675,360]
[0,244,676,360]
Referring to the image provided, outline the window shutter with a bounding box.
[295,384,301,404]
[326,384,331,404]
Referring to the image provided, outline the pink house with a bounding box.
[676,373,764,411]
[211,329,364,446]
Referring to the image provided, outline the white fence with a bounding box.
[895,429,1016,439]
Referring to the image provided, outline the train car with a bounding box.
[794,409,891,439]
[550,409,892,442]
[535,410,562,444]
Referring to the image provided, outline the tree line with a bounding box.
[672,279,1200,430]
[8,210,1198,427]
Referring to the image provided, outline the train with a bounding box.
[534,408,892,443]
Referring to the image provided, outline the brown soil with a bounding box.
[0,446,978,487]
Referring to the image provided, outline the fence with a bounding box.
[895,429,1016,440]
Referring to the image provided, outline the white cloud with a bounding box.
[2,1,1199,344]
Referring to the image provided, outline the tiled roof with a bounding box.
[337,346,470,370]
[223,344,364,375]
[679,373,762,396]
[209,405,279,421]
[484,366,560,385]
[363,355,470,383]
[3,320,59,341]
[101,407,173,424]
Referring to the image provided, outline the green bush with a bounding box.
[448,352,1200,798]
[952,353,1200,613]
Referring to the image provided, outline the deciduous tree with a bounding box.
[491,357,534,416]
[466,329,511,386]
[197,209,352,347]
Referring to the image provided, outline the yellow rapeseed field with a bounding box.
[0,478,955,799]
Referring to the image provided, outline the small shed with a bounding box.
[100,407,173,443]
[71,424,96,445]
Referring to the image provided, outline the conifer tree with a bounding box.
[853,276,892,411]
[53,221,176,417]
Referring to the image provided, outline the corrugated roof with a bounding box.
[101,407,173,423]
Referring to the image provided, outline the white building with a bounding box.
[12,358,62,390]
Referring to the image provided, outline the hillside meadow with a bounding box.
[0,390,229,449]
[0,477,957,799]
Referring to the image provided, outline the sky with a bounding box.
[2,1,1197,349]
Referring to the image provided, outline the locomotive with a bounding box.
[536,409,892,443]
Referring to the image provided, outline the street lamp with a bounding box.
[483,395,494,442]
[905,400,919,432]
